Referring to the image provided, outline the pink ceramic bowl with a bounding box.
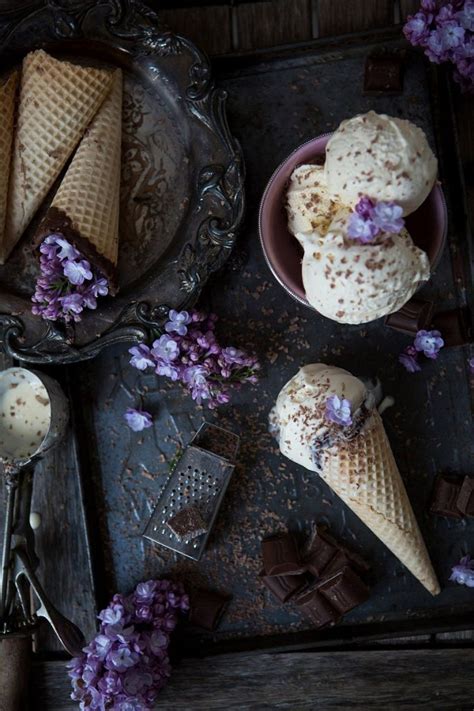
[258,134,448,309]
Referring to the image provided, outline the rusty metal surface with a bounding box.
[73,37,474,649]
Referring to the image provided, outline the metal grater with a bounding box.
[143,423,240,560]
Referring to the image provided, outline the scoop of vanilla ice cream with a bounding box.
[298,208,430,324]
[274,364,367,471]
[286,164,339,237]
[324,111,437,216]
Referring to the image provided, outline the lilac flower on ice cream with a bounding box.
[325,395,352,427]
[124,408,153,432]
[347,197,405,243]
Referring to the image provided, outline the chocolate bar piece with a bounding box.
[319,567,369,615]
[364,55,403,94]
[166,506,207,542]
[457,477,474,516]
[430,475,463,518]
[295,586,340,628]
[189,588,230,631]
[260,569,307,603]
[261,533,305,576]
[316,527,370,575]
[303,527,338,577]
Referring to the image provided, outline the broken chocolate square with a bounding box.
[430,475,463,518]
[457,477,474,516]
[260,569,308,603]
[295,585,340,628]
[302,527,338,577]
[364,55,403,94]
[189,588,231,631]
[261,532,305,576]
[319,567,369,615]
[166,505,207,542]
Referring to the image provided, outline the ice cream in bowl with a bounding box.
[259,111,447,324]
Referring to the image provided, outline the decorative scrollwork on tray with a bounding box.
[0,0,245,364]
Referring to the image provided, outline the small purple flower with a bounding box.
[97,670,123,695]
[347,212,379,243]
[372,201,405,233]
[164,310,191,336]
[155,362,181,381]
[99,604,125,626]
[414,329,444,359]
[151,334,180,363]
[63,258,93,286]
[404,11,432,45]
[457,0,474,31]
[124,408,153,432]
[135,581,157,603]
[450,555,474,587]
[355,196,376,219]
[437,19,466,49]
[107,646,139,672]
[325,395,352,427]
[129,344,155,371]
[60,292,85,315]
[43,234,80,261]
[399,346,422,373]
[469,357,474,373]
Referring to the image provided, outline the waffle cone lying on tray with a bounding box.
[35,68,123,291]
[0,71,18,263]
[273,363,440,596]
[2,50,114,264]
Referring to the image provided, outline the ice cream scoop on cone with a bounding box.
[2,50,114,263]
[35,68,123,290]
[272,363,440,595]
[0,71,18,262]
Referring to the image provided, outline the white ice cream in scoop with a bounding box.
[298,208,430,324]
[286,164,339,236]
[272,363,368,471]
[324,111,438,216]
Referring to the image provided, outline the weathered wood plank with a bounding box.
[158,5,233,56]
[235,0,312,50]
[318,0,394,37]
[33,648,474,710]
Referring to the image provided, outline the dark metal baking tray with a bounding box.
[0,0,244,363]
[72,28,474,653]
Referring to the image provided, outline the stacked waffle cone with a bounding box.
[319,409,440,595]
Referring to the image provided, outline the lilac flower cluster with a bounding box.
[325,395,353,427]
[399,329,445,372]
[129,309,260,409]
[347,197,405,243]
[31,234,108,322]
[68,579,189,710]
[404,1,474,93]
[450,554,474,586]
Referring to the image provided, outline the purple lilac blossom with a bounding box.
[449,555,474,587]
[325,395,353,427]
[404,1,473,94]
[347,198,405,243]
[67,579,189,710]
[32,234,109,322]
[128,309,260,409]
[414,329,445,359]
[124,408,153,432]
[399,345,422,373]
[469,356,474,373]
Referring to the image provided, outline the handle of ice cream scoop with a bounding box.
[0,636,30,711]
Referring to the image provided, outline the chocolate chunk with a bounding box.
[385,298,434,335]
[260,569,307,603]
[189,588,230,631]
[303,527,338,576]
[364,55,403,94]
[317,527,370,574]
[262,533,305,576]
[166,506,207,542]
[430,475,463,518]
[295,586,340,628]
[319,567,369,615]
[321,550,352,577]
[457,477,474,516]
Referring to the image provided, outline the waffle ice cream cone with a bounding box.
[274,364,440,596]
[319,409,440,595]
[2,50,113,263]
[0,71,18,262]
[35,69,122,287]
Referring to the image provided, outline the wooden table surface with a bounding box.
[0,0,473,708]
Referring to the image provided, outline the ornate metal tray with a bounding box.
[0,0,244,364]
